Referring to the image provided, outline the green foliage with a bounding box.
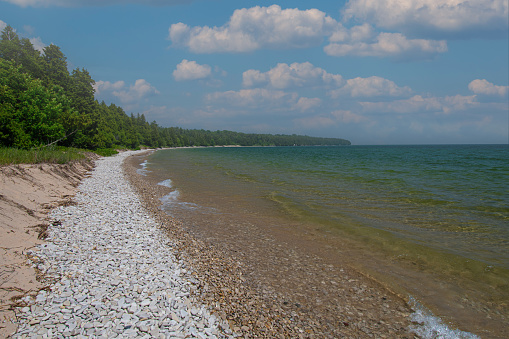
[93,148,119,157]
[0,146,88,165]
[0,25,351,154]
[0,59,72,148]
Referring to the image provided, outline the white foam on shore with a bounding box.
[136,160,151,176]
[159,190,204,217]
[157,178,173,188]
[409,297,480,339]
[158,183,218,218]
[160,190,180,204]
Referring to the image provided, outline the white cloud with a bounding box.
[294,110,368,130]
[243,62,343,89]
[343,0,508,38]
[113,79,159,104]
[468,79,509,96]
[206,88,298,108]
[173,59,211,81]
[94,79,159,104]
[359,94,478,114]
[331,110,368,123]
[169,5,339,53]
[330,76,412,98]
[243,63,412,100]
[168,4,455,60]
[294,97,322,112]
[29,37,46,52]
[325,32,447,60]
[93,80,125,95]
[2,0,193,7]
[441,94,478,114]
[0,20,7,31]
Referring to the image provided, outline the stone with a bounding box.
[10,151,233,339]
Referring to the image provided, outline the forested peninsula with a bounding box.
[0,26,350,152]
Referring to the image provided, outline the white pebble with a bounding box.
[12,151,232,338]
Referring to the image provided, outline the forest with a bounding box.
[0,25,350,151]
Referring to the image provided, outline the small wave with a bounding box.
[159,190,202,212]
[157,179,173,188]
[137,160,151,176]
[159,190,180,204]
[158,189,218,218]
[408,297,480,339]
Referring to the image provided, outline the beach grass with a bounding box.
[0,146,91,165]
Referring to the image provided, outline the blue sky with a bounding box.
[1,0,508,145]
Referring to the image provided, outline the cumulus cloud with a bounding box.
[94,79,159,104]
[329,76,412,98]
[325,30,447,60]
[113,79,159,104]
[294,97,322,112]
[0,20,8,31]
[206,88,298,108]
[294,110,368,130]
[168,4,452,59]
[244,62,412,100]
[29,37,46,52]
[169,5,339,53]
[173,59,212,81]
[343,0,508,38]
[2,0,192,7]
[468,79,509,96]
[359,94,478,114]
[243,62,343,89]
[93,80,125,95]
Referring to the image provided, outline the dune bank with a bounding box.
[0,160,94,337]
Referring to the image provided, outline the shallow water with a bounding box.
[144,145,509,337]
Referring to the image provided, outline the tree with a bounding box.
[43,44,70,91]
[0,59,74,148]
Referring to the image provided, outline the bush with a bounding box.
[93,148,118,157]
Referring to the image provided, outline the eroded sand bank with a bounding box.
[0,160,94,337]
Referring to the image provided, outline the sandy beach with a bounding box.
[0,160,94,337]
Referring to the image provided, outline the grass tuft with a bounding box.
[0,146,90,165]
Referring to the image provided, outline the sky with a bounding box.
[1,0,508,145]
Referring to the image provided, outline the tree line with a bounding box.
[0,25,350,150]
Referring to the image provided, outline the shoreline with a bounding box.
[124,152,420,337]
[133,146,509,339]
[3,149,492,337]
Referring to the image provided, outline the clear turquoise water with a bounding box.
[145,144,509,336]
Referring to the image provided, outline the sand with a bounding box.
[0,160,94,337]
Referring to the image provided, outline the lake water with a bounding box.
[143,144,509,337]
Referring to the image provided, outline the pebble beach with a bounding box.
[6,150,444,338]
[11,151,232,338]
